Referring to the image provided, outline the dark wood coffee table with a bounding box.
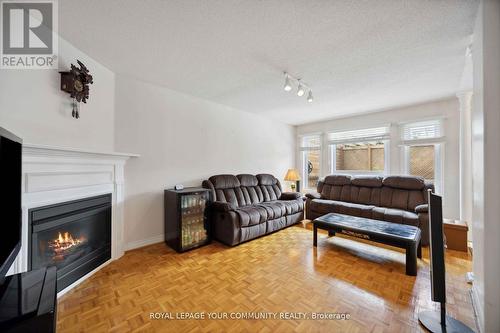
[313,213,422,276]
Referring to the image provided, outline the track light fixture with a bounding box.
[283,74,292,92]
[283,72,313,102]
[297,80,305,97]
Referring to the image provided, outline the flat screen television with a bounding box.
[0,127,22,282]
[428,190,446,303]
[418,190,474,333]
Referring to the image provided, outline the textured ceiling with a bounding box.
[58,0,479,125]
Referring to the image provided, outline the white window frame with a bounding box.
[402,143,444,195]
[327,126,391,175]
[298,133,322,191]
[400,119,445,194]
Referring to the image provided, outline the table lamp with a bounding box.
[284,169,301,192]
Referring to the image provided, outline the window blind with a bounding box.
[402,120,443,142]
[299,135,321,150]
[327,126,389,144]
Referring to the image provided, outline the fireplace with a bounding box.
[29,194,112,292]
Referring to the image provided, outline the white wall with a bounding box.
[471,1,500,332]
[114,75,295,247]
[296,98,460,219]
[0,37,115,151]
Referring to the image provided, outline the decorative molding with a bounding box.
[25,171,114,193]
[23,143,139,159]
[124,234,164,252]
[7,144,138,295]
[456,90,473,101]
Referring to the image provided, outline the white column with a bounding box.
[457,91,473,228]
[112,162,126,259]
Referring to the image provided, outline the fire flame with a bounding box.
[50,231,85,252]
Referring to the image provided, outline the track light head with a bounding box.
[297,81,305,97]
[282,73,314,101]
[283,73,292,92]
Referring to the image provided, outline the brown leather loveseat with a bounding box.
[306,175,434,245]
[202,174,304,246]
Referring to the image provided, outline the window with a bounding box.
[402,119,443,142]
[401,119,444,193]
[327,126,390,173]
[409,145,435,181]
[299,135,321,190]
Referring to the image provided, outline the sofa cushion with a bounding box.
[237,174,263,205]
[235,205,268,227]
[280,192,302,200]
[308,199,374,218]
[211,201,237,212]
[308,199,336,215]
[335,201,375,219]
[280,199,303,215]
[256,201,286,220]
[237,174,258,186]
[305,192,321,200]
[207,175,242,206]
[214,188,241,207]
[391,189,410,210]
[240,186,264,205]
[320,183,342,200]
[371,207,419,226]
[408,190,427,211]
[403,212,419,227]
[350,186,375,205]
[351,175,383,187]
[323,174,351,185]
[383,175,425,190]
[257,174,282,202]
[257,199,302,218]
[257,174,278,185]
[340,185,352,202]
[209,174,241,189]
[415,204,428,213]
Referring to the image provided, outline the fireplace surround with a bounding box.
[7,143,138,295]
[29,194,112,292]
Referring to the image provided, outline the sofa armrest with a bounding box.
[415,204,428,214]
[280,192,302,200]
[211,201,237,212]
[305,192,321,200]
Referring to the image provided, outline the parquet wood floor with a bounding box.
[57,225,476,333]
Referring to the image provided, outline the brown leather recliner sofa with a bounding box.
[306,175,434,245]
[202,174,304,246]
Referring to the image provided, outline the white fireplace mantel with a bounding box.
[9,143,138,293]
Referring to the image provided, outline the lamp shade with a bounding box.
[284,169,300,181]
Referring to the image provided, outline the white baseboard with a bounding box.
[471,284,484,333]
[125,234,164,251]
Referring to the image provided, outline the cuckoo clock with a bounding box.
[60,60,93,119]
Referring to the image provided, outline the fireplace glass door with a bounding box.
[29,194,111,291]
